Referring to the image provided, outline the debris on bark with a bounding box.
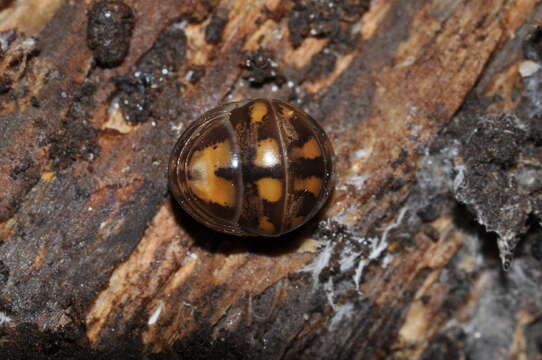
[86,0,135,68]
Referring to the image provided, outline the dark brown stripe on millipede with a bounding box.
[229,100,267,234]
[290,157,326,178]
[296,192,319,217]
[189,121,231,153]
[242,164,282,182]
[260,99,288,234]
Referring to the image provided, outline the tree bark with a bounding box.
[1,0,542,359]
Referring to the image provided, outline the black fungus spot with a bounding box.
[86,0,135,68]
[138,23,187,74]
[115,76,150,124]
[114,22,187,124]
[307,49,337,80]
[240,49,285,87]
[48,82,99,170]
[205,9,228,44]
[453,114,529,255]
[287,3,312,48]
[524,26,542,62]
[457,163,519,230]
[287,0,370,49]
[461,114,525,168]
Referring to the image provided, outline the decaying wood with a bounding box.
[1,0,542,359]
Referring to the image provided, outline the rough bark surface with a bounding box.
[1,0,542,359]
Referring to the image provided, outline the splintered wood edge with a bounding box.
[85,202,313,348]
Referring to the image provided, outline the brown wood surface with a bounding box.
[1,0,542,359]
